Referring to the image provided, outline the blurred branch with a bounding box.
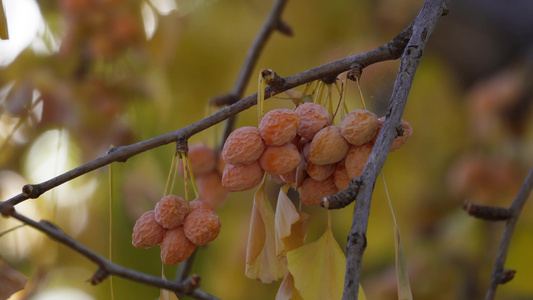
[485,168,533,300]
[7,210,219,300]
[318,0,449,299]
[211,0,291,151]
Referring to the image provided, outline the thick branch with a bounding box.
[328,1,450,299]
[8,210,219,300]
[485,168,533,300]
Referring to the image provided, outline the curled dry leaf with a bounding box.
[275,186,311,256]
[245,179,287,283]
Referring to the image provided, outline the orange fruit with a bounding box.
[259,143,301,175]
[197,171,228,209]
[222,126,265,165]
[221,161,265,191]
[340,109,379,145]
[154,195,188,229]
[183,208,221,246]
[295,102,331,140]
[160,227,196,265]
[309,126,350,165]
[259,109,300,146]
[345,143,373,179]
[299,176,338,206]
[132,210,166,249]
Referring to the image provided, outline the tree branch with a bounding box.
[6,210,219,300]
[485,168,533,300]
[313,1,449,299]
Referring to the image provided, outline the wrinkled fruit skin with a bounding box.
[372,118,413,152]
[295,102,331,140]
[160,227,197,265]
[197,171,228,209]
[222,126,266,165]
[259,143,302,175]
[222,161,265,191]
[189,199,214,212]
[259,109,300,146]
[132,210,166,249]
[179,144,217,177]
[340,109,378,145]
[309,126,350,165]
[333,161,350,190]
[345,143,373,179]
[306,161,336,181]
[154,195,188,229]
[183,208,221,246]
[299,176,338,206]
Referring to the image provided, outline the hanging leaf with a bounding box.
[245,178,287,283]
[395,226,413,300]
[0,257,27,299]
[275,272,303,300]
[275,186,310,256]
[286,227,346,300]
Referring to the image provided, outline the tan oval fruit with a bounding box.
[345,143,373,179]
[197,171,228,209]
[299,176,338,206]
[295,102,331,140]
[179,144,217,177]
[154,195,188,229]
[333,161,351,190]
[160,227,197,265]
[309,126,350,165]
[259,143,301,175]
[340,109,378,145]
[306,162,336,181]
[132,210,166,249]
[372,118,413,152]
[221,161,265,192]
[222,126,265,165]
[259,109,300,146]
[183,208,221,246]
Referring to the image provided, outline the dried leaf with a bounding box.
[160,272,179,300]
[286,227,346,300]
[0,257,27,300]
[275,272,303,300]
[275,186,310,256]
[395,226,412,300]
[245,179,287,283]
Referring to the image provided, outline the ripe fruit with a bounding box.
[306,162,336,181]
[333,161,351,190]
[222,126,266,165]
[299,176,338,206]
[160,227,197,265]
[259,109,300,146]
[154,195,188,229]
[183,208,221,246]
[179,144,217,177]
[259,143,301,175]
[189,199,214,212]
[309,126,350,165]
[222,161,265,191]
[132,210,166,249]
[197,171,228,209]
[340,109,379,145]
[345,143,373,179]
[373,118,413,152]
[295,102,331,140]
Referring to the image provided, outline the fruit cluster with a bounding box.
[132,195,221,265]
[221,103,412,205]
[179,144,229,209]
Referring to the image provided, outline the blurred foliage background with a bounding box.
[1,0,533,299]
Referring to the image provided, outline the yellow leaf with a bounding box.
[275,186,311,256]
[275,272,303,300]
[286,227,345,300]
[245,179,287,283]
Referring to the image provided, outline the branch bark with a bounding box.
[485,168,533,300]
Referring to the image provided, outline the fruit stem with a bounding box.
[258,70,267,124]
[355,76,367,110]
[108,162,115,300]
[163,151,179,197]
[332,80,344,122]
[185,153,200,200]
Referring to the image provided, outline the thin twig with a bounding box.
[0,25,414,212]
[7,210,219,300]
[485,168,533,300]
[213,0,291,151]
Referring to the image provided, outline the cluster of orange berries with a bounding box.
[132,196,221,265]
[221,103,412,205]
[179,144,229,209]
